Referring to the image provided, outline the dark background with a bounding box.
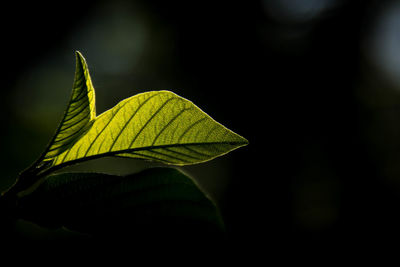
[1,0,400,259]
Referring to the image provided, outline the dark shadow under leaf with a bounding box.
[16,167,225,244]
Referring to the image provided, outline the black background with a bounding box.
[1,0,400,260]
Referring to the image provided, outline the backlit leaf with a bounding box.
[42,51,96,160]
[30,51,247,173]
[44,90,248,168]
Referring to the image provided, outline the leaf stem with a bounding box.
[0,161,49,201]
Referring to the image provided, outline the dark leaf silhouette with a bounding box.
[16,168,225,241]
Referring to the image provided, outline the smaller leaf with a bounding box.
[42,51,96,160]
[16,168,224,240]
[6,52,97,197]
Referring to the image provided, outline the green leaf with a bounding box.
[44,90,248,168]
[3,51,247,203]
[36,52,248,169]
[42,51,96,160]
[16,168,224,238]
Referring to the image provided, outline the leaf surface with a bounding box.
[37,51,247,171]
[46,90,247,167]
[42,51,96,160]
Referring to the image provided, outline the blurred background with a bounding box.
[1,0,400,257]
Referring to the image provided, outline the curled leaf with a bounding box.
[43,51,96,160]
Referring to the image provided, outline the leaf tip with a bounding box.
[242,136,249,146]
[230,131,249,147]
[75,51,87,65]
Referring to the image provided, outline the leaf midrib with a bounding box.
[38,140,246,178]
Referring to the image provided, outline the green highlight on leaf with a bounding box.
[40,51,248,171]
[0,51,248,240]
[42,51,96,160]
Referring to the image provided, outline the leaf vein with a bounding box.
[61,108,90,128]
[148,149,191,163]
[65,97,89,117]
[162,147,203,161]
[83,101,131,157]
[177,117,207,143]
[127,97,180,149]
[150,107,193,146]
[109,92,165,151]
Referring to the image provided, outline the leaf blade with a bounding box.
[49,90,247,167]
[42,51,96,160]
